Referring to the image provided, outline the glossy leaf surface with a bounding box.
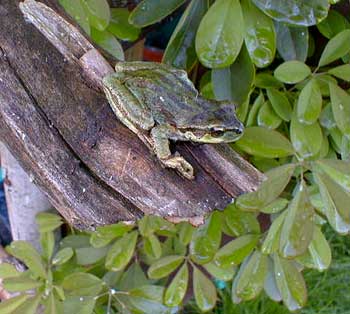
[252,0,329,26]
[242,0,276,68]
[235,127,294,158]
[129,0,186,27]
[195,0,244,68]
[212,44,255,105]
[163,0,208,71]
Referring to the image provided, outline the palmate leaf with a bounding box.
[147,255,184,279]
[257,100,282,129]
[203,262,236,281]
[80,0,110,31]
[90,222,133,248]
[264,257,282,302]
[317,9,350,39]
[274,60,311,84]
[62,272,103,296]
[266,88,292,122]
[195,0,244,68]
[59,0,90,35]
[91,28,124,60]
[107,8,140,41]
[36,212,63,233]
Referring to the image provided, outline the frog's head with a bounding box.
[184,101,244,143]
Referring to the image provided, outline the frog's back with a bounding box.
[124,72,217,128]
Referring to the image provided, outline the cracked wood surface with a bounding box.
[0,0,263,229]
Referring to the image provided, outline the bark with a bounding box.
[0,0,263,229]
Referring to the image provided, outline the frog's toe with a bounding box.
[162,157,194,180]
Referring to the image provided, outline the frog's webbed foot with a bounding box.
[151,125,194,180]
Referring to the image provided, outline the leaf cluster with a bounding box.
[13,0,350,313]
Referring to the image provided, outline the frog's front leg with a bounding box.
[151,125,194,180]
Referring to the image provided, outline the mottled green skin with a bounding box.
[102,61,244,179]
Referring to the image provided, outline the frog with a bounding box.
[102,61,244,180]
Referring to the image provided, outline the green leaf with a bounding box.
[40,231,55,261]
[195,0,244,68]
[317,10,350,39]
[129,285,164,303]
[144,234,162,259]
[260,198,288,214]
[280,182,314,258]
[296,226,331,271]
[315,159,350,193]
[75,246,108,266]
[274,254,307,311]
[118,262,148,291]
[264,257,282,302]
[274,60,311,84]
[236,163,296,211]
[252,0,329,26]
[45,293,63,314]
[236,250,268,300]
[261,211,287,254]
[63,296,96,314]
[266,88,292,122]
[246,92,264,126]
[212,44,255,105]
[91,28,124,60]
[81,0,110,31]
[290,116,323,159]
[164,262,188,306]
[3,277,43,292]
[315,74,337,97]
[107,8,140,41]
[62,272,103,296]
[12,294,42,314]
[203,262,236,281]
[193,266,217,312]
[224,204,260,236]
[254,73,283,89]
[241,0,276,68]
[177,222,194,246]
[275,22,308,62]
[257,101,282,129]
[328,64,350,82]
[318,29,350,67]
[138,215,176,237]
[90,222,133,248]
[319,102,336,129]
[147,255,184,279]
[329,83,350,137]
[0,294,29,314]
[105,230,138,271]
[52,247,74,265]
[214,234,259,268]
[313,171,350,234]
[163,0,208,71]
[6,241,46,279]
[0,263,20,279]
[129,0,186,27]
[59,0,90,35]
[190,211,222,264]
[235,127,294,158]
[36,212,62,233]
[297,79,322,124]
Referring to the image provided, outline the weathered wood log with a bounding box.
[0,0,263,229]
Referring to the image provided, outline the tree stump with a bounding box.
[0,0,263,230]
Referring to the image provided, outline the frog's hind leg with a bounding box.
[151,125,194,180]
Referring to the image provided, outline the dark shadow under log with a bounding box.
[0,0,263,229]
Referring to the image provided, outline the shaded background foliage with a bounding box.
[1,0,350,313]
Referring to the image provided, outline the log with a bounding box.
[0,0,263,229]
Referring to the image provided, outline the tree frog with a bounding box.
[102,61,244,180]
